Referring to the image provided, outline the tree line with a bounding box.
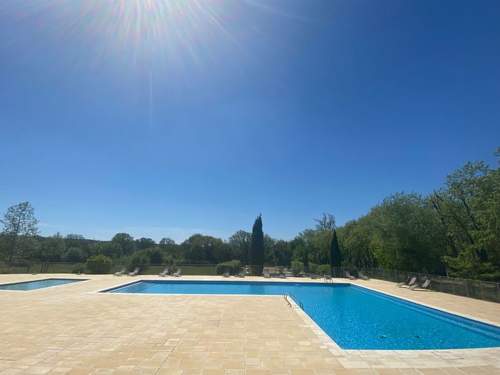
[1,149,499,280]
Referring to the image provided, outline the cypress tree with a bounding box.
[330,229,341,277]
[249,215,264,275]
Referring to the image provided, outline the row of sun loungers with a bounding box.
[114,266,429,292]
[113,267,182,277]
[342,271,430,291]
[263,270,289,278]
[223,271,246,277]
[344,271,369,280]
[158,267,182,277]
[114,268,139,276]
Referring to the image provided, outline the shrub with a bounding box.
[317,264,331,276]
[147,248,163,265]
[309,263,319,274]
[128,252,149,271]
[216,260,241,275]
[348,267,358,277]
[63,247,85,263]
[72,264,86,274]
[291,260,304,276]
[86,255,112,274]
[163,255,176,266]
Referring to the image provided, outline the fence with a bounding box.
[1,261,499,303]
[360,267,500,303]
[0,262,218,276]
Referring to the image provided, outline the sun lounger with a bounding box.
[114,268,126,276]
[128,267,140,276]
[345,271,356,280]
[399,276,417,288]
[172,269,182,277]
[263,270,271,278]
[397,277,411,287]
[411,279,431,291]
[158,267,169,277]
[359,272,369,280]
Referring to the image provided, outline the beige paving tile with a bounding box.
[0,274,498,375]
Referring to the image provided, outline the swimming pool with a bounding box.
[0,278,86,291]
[104,280,500,350]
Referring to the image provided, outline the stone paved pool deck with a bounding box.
[0,274,498,375]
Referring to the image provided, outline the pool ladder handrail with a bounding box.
[283,294,292,308]
[323,276,334,283]
[286,293,304,309]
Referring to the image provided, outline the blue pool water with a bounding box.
[0,278,85,291]
[105,280,500,350]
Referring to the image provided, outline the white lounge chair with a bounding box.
[397,276,411,287]
[128,267,140,276]
[411,279,431,291]
[359,272,369,280]
[399,276,417,288]
[159,267,169,277]
[345,271,356,280]
[172,269,182,277]
[114,268,126,276]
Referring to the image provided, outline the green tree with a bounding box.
[64,234,90,256]
[433,157,500,280]
[228,230,251,263]
[289,236,308,271]
[291,260,304,276]
[264,234,276,265]
[290,215,335,268]
[99,241,122,258]
[128,251,149,271]
[0,202,39,262]
[383,194,444,272]
[181,234,230,263]
[136,237,156,250]
[338,220,375,269]
[62,247,86,263]
[249,215,264,275]
[111,233,136,256]
[315,213,336,231]
[159,237,181,259]
[38,233,66,261]
[159,238,175,247]
[330,229,341,276]
[86,254,112,274]
[272,240,292,266]
[147,248,164,265]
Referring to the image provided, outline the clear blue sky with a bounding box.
[1,0,499,242]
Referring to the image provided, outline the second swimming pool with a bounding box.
[0,278,86,291]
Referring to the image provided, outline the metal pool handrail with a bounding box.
[283,294,292,308]
[286,293,304,309]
